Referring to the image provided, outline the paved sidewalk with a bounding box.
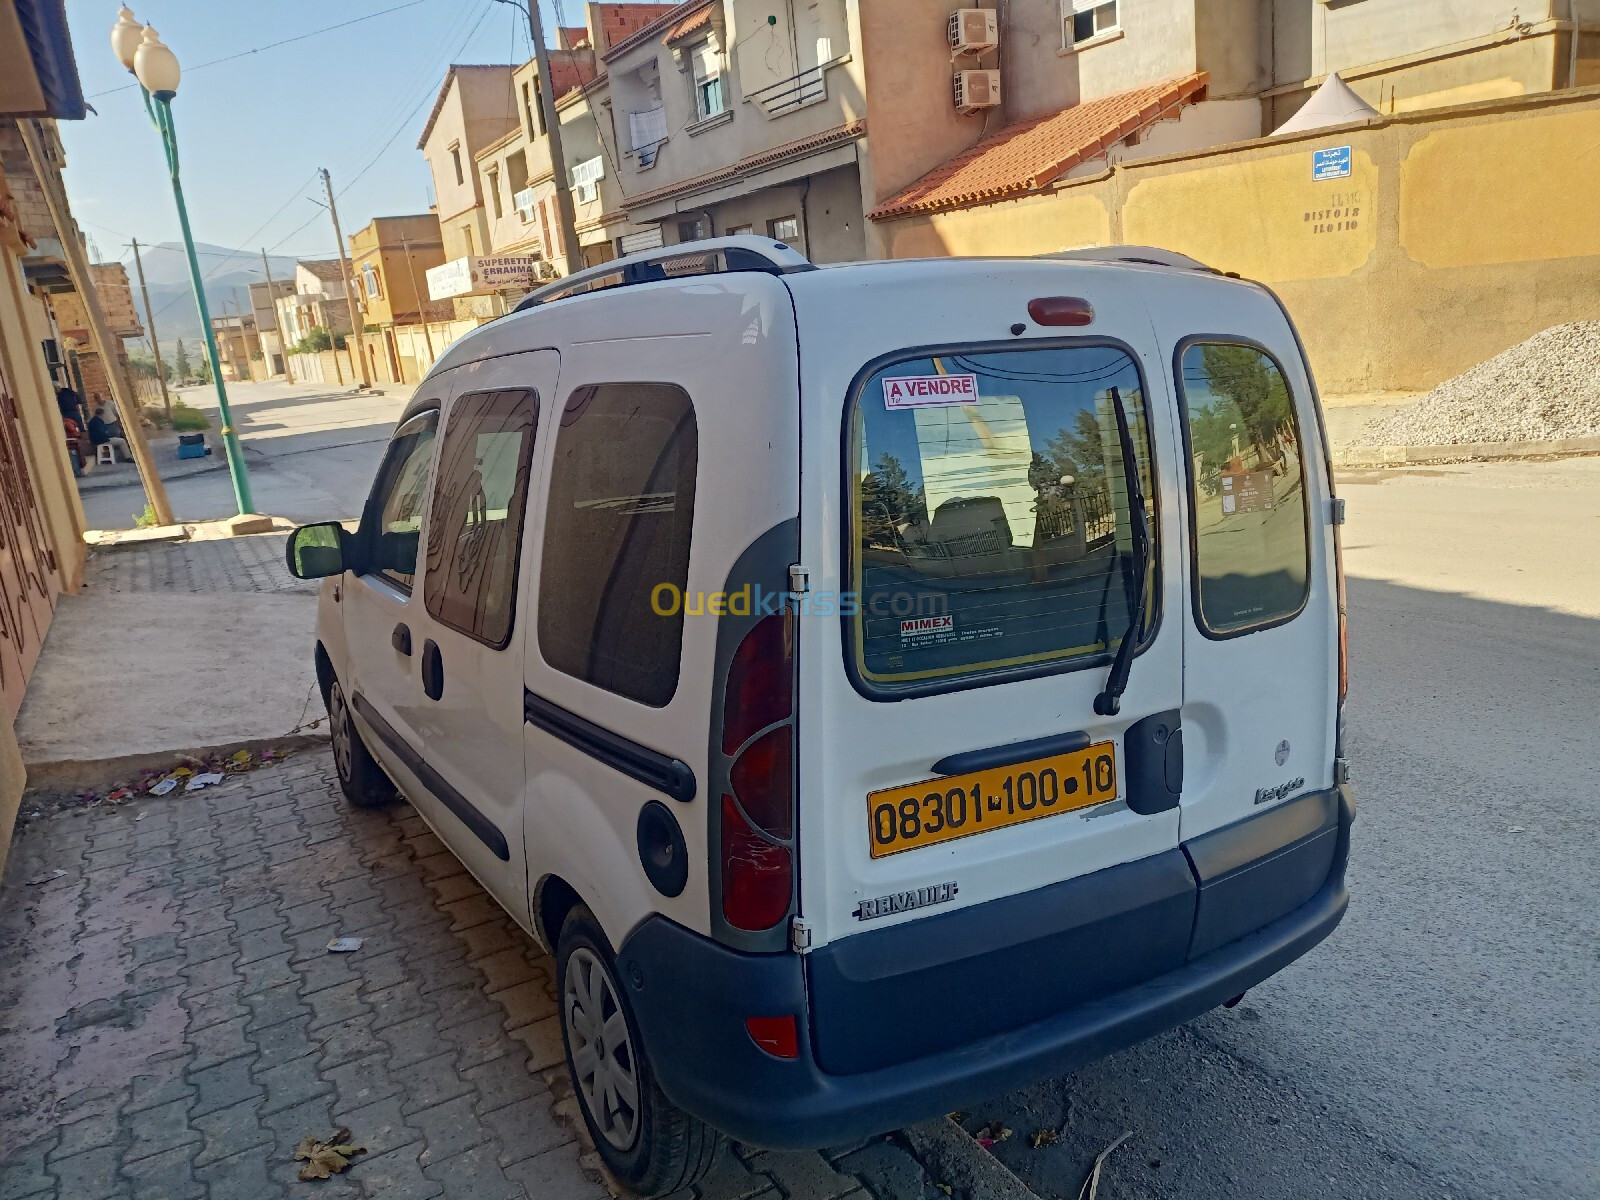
[0,752,911,1200]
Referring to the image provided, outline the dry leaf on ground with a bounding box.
[294,1128,367,1181]
[1030,1128,1059,1148]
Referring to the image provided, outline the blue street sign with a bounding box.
[1313,146,1352,181]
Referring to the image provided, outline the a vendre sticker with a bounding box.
[882,373,980,409]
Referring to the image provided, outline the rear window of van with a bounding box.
[847,345,1156,694]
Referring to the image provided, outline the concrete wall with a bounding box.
[873,87,1600,396]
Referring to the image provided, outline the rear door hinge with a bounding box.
[789,915,812,954]
[1329,497,1346,526]
[788,564,810,594]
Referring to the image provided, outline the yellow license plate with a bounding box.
[867,743,1118,859]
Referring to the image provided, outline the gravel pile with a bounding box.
[1361,321,1600,446]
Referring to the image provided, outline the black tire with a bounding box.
[327,677,396,808]
[556,904,719,1196]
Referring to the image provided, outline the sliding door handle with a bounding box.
[421,639,444,701]
[391,623,412,655]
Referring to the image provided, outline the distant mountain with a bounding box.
[131,243,301,347]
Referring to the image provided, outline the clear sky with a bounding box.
[58,0,571,270]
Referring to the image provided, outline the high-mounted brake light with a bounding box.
[744,1015,799,1059]
[1027,296,1094,326]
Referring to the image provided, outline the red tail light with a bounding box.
[721,795,792,930]
[728,727,793,838]
[744,1015,799,1059]
[721,614,792,755]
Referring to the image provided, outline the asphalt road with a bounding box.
[80,380,410,529]
[961,459,1600,1200]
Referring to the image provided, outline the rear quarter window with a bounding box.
[847,344,1157,696]
[1175,341,1311,635]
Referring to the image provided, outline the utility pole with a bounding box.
[320,167,371,388]
[260,248,284,378]
[17,121,173,525]
[129,237,172,421]
[525,1,583,275]
[234,286,255,377]
[398,230,435,362]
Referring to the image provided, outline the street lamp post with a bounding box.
[112,8,256,518]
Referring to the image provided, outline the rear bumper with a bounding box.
[617,785,1353,1150]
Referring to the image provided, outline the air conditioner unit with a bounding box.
[948,9,998,55]
[953,69,1001,114]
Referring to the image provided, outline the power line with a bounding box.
[86,1,437,98]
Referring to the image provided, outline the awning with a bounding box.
[1271,73,1381,136]
[2,0,86,120]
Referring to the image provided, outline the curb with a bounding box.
[22,733,330,796]
[903,1117,1045,1200]
[1333,434,1600,467]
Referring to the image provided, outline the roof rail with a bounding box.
[514,235,815,312]
[1038,245,1216,272]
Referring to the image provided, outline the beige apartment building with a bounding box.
[347,214,452,384]
[603,0,869,260]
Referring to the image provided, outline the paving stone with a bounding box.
[123,1098,199,1165]
[421,1139,524,1199]
[470,948,539,994]
[332,1095,419,1160]
[349,1145,443,1200]
[190,1099,270,1169]
[252,1012,315,1065]
[697,1143,777,1200]
[507,1016,565,1071]
[243,981,309,1033]
[0,1139,57,1200]
[456,921,521,962]
[233,925,292,967]
[377,1014,446,1071]
[229,902,286,936]
[186,1015,251,1072]
[194,1144,286,1200]
[323,1052,403,1113]
[120,1143,204,1200]
[48,1107,122,1161]
[188,1056,263,1119]
[178,954,239,998]
[424,873,486,906]
[442,894,506,933]
[438,1011,518,1072]
[488,980,557,1030]
[255,1051,333,1116]
[503,1142,608,1199]
[394,1051,475,1117]
[352,948,411,994]
[747,1149,865,1199]
[834,1141,934,1200]
[47,1144,124,1200]
[367,979,434,1031]
[305,980,369,1033]
[432,978,503,1032]
[412,1094,495,1166]
[236,951,298,998]
[312,1012,382,1071]
[479,1096,569,1166]
[281,899,337,937]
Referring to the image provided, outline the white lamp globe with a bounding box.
[110,7,143,71]
[133,26,181,97]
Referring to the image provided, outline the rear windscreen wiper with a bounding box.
[1094,385,1150,717]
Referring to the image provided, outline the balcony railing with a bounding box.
[745,55,848,119]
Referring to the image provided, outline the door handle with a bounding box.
[421,639,444,701]
[391,623,412,655]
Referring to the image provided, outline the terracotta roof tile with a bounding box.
[624,119,865,211]
[868,73,1209,221]
[665,3,714,42]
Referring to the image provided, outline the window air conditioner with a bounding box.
[953,69,1002,114]
[948,9,999,55]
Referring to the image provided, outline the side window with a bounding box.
[1176,342,1310,635]
[360,410,438,592]
[538,383,699,707]
[423,389,540,649]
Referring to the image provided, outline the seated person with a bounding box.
[86,405,131,462]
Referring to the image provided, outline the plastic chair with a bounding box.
[96,443,116,465]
